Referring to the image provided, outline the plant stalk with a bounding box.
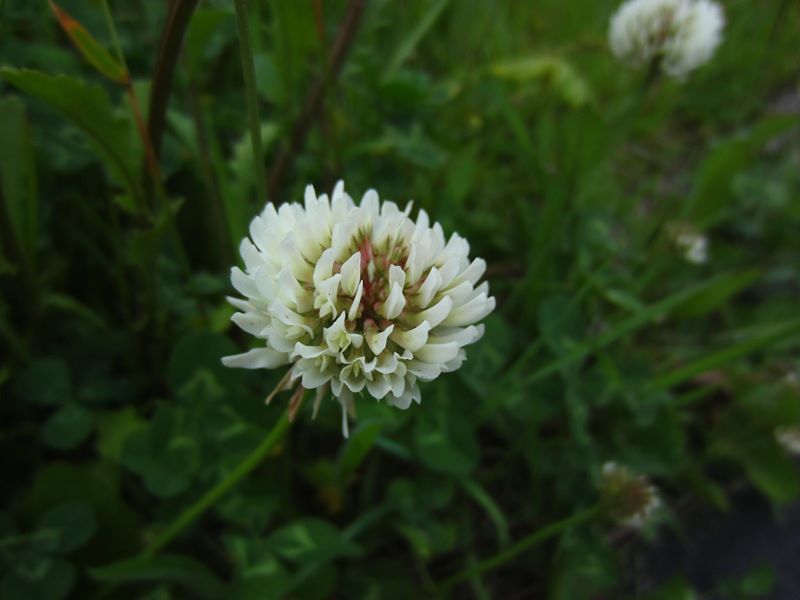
[438,504,601,591]
[143,409,291,556]
[234,0,267,205]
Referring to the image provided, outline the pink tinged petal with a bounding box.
[221,348,288,369]
[231,267,259,298]
[347,280,364,321]
[366,324,395,355]
[442,294,495,327]
[417,267,442,308]
[407,296,454,328]
[231,311,271,337]
[415,341,460,364]
[460,258,487,285]
[340,252,362,295]
[390,321,431,352]
[381,282,406,320]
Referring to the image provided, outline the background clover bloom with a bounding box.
[609,0,725,79]
[600,462,662,529]
[222,182,495,435]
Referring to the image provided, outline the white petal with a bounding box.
[390,322,431,352]
[381,282,406,320]
[415,341,460,365]
[365,324,395,355]
[231,311,271,337]
[407,296,453,328]
[348,280,364,321]
[442,294,495,327]
[340,252,362,295]
[222,348,288,369]
[417,267,442,308]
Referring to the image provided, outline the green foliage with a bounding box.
[2,0,799,597]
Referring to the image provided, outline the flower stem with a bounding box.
[438,504,602,591]
[143,410,291,556]
[234,0,267,205]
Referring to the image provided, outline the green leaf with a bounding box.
[383,0,451,79]
[267,518,360,564]
[15,358,71,406]
[39,502,97,553]
[460,479,510,549]
[96,407,146,462]
[0,96,38,270]
[1,558,76,600]
[673,269,760,318]
[90,553,228,598]
[489,55,591,107]
[414,396,478,475]
[49,2,128,84]
[0,68,142,203]
[42,405,93,451]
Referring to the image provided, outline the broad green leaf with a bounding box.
[39,502,97,553]
[49,2,128,84]
[90,553,228,598]
[490,55,591,107]
[0,97,38,270]
[42,405,93,451]
[1,558,76,600]
[0,68,142,204]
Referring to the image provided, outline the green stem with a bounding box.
[438,505,601,592]
[143,411,291,556]
[234,0,267,205]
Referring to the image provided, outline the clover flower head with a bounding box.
[222,181,495,436]
[609,0,724,79]
[668,222,708,264]
[600,462,661,529]
[776,426,800,456]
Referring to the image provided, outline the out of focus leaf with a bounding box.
[91,553,228,598]
[49,2,128,84]
[0,68,142,203]
[42,405,94,451]
[267,518,360,564]
[338,420,383,479]
[0,96,38,270]
[39,502,97,553]
[490,55,591,107]
[15,358,71,406]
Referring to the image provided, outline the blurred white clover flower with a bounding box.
[668,222,709,264]
[609,0,724,79]
[222,181,495,436]
[600,462,662,529]
[776,426,800,456]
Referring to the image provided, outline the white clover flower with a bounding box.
[600,462,662,529]
[668,223,709,264]
[609,0,724,79]
[222,181,495,436]
[776,426,800,456]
